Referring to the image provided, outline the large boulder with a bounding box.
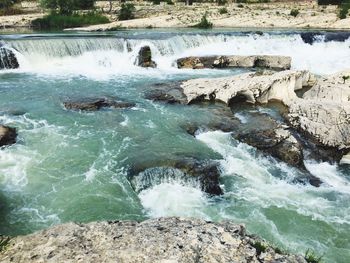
[136,46,157,68]
[0,47,19,70]
[129,157,223,195]
[63,97,136,111]
[0,217,307,263]
[177,55,291,70]
[0,125,17,147]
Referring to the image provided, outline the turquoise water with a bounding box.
[0,30,350,262]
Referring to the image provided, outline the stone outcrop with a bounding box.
[286,70,350,156]
[144,82,187,104]
[63,97,136,111]
[129,157,223,195]
[177,55,291,70]
[180,70,315,105]
[137,46,157,68]
[0,47,19,70]
[0,217,307,263]
[0,125,17,147]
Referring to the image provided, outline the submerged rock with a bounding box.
[0,47,19,70]
[137,46,157,68]
[0,217,307,263]
[177,55,291,70]
[63,97,136,111]
[0,125,17,147]
[129,157,223,195]
[144,82,187,104]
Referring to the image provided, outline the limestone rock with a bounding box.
[0,217,307,263]
[63,97,136,111]
[180,70,315,105]
[0,125,17,147]
[137,46,157,68]
[0,47,19,70]
[177,55,291,70]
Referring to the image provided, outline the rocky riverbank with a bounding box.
[1,1,350,30]
[0,217,308,263]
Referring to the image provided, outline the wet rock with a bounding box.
[144,82,187,104]
[0,217,307,263]
[63,97,136,111]
[137,46,157,68]
[237,127,305,168]
[129,157,223,195]
[300,31,350,45]
[0,47,19,70]
[177,55,291,70]
[0,125,17,147]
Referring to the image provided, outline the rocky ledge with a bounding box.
[177,55,291,70]
[0,217,307,263]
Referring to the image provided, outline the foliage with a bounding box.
[152,0,160,4]
[219,7,228,14]
[339,1,350,19]
[40,0,95,15]
[217,0,227,6]
[118,3,135,21]
[0,0,19,9]
[290,8,299,17]
[252,241,267,255]
[305,249,323,263]
[0,236,10,253]
[166,0,174,4]
[31,11,109,30]
[193,13,213,29]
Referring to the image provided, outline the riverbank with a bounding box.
[0,217,309,263]
[0,1,350,31]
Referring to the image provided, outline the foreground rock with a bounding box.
[136,46,157,68]
[63,97,136,111]
[0,125,17,147]
[129,157,223,195]
[0,47,19,70]
[177,55,291,70]
[0,217,307,263]
[180,70,315,105]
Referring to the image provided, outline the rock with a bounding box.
[300,32,350,45]
[0,125,17,147]
[129,157,223,195]
[340,152,350,165]
[0,217,307,263]
[177,55,291,70]
[63,97,136,111]
[144,82,187,104]
[237,127,305,169]
[137,46,157,68]
[180,70,315,105]
[0,47,19,70]
[286,70,350,155]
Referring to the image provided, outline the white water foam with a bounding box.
[196,131,350,225]
[2,33,350,78]
[139,181,209,218]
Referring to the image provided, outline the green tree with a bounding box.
[40,0,94,15]
[0,0,19,10]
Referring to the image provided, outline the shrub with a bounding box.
[118,3,135,20]
[217,0,227,6]
[152,0,161,5]
[31,11,109,30]
[0,0,19,9]
[40,0,95,15]
[193,13,213,29]
[166,0,174,4]
[339,1,350,19]
[290,8,299,17]
[305,249,323,263]
[219,7,228,14]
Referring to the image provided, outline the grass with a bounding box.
[305,249,323,263]
[193,13,213,29]
[252,241,267,255]
[31,12,109,30]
